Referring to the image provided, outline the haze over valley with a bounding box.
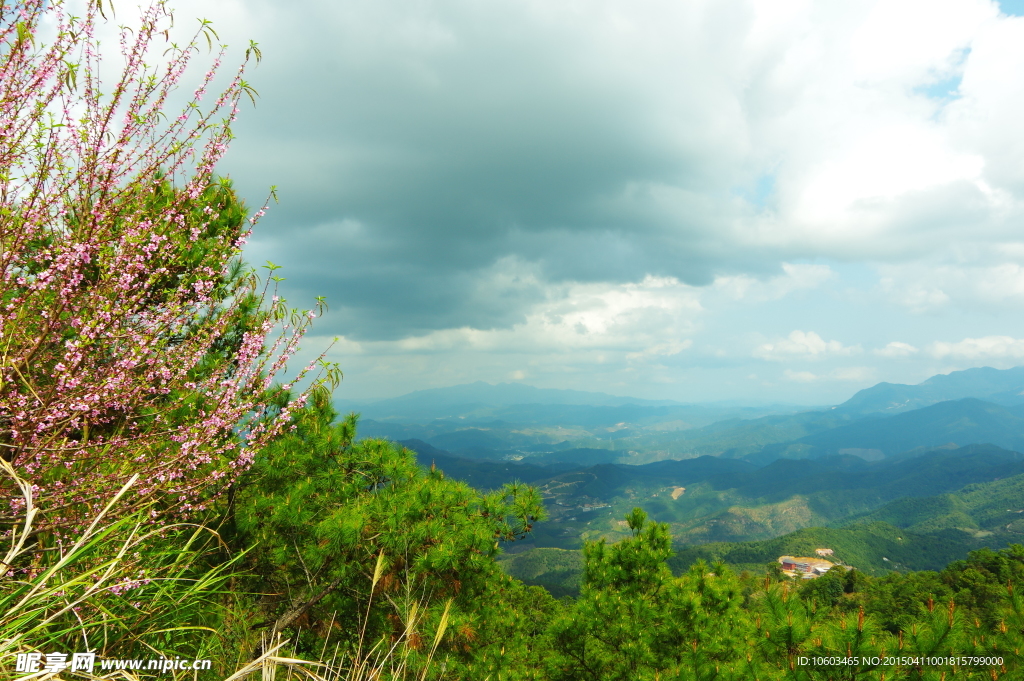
[343,365,1024,592]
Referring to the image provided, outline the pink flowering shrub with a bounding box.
[0,0,336,532]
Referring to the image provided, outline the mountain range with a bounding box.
[835,365,1024,416]
[351,366,1024,466]
[349,366,1024,592]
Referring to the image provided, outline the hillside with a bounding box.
[667,522,996,575]
[500,467,1024,594]
[497,547,584,598]
[844,468,1024,536]
[408,441,1024,551]
[671,468,1024,575]
[496,520,1005,595]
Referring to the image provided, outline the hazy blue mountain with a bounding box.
[696,444,1021,501]
[337,381,812,426]
[353,366,1024,468]
[836,365,1024,416]
[403,440,757,496]
[615,366,1024,464]
[648,409,861,461]
[788,398,1024,459]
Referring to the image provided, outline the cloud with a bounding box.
[755,331,861,361]
[130,0,1024,403]
[879,261,1024,313]
[626,340,693,361]
[322,275,703,355]
[874,341,920,357]
[783,367,875,383]
[171,0,1024,345]
[930,335,1024,359]
[712,263,836,302]
[832,367,876,382]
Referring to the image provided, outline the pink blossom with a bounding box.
[0,0,339,533]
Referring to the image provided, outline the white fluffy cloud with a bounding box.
[712,264,835,302]
[930,335,1024,359]
[755,331,862,361]
[200,0,1024,293]
[879,261,1024,313]
[327,274,703,357]
[874,341,920,357]
[782,367,875,383]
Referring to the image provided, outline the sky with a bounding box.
[166,0,1024,405]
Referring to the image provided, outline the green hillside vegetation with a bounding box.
[498,548,585,598]
[16,391,1024,679]
[845,467,1024,535]
[418,442,1024,558]
[669,522,994,575]
[502,519,1001,591]
[494,458,1024,597]
[664,444,1024,543]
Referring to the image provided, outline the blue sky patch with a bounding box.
[916,74,962,101]
[1000,0,1024,17]
[734,173,776,209]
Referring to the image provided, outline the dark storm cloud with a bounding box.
[220,0,762,338]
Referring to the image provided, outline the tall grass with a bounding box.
[1,460,451,681]
[336,551,452,681]
[0,458,300,679]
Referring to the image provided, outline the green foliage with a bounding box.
[229,389,548,674]
[414,433,1024,555]
[498,548,584,598]
[670,521,991,576]
[862,571,953,634]
[799,569,845,610]
[547,508,751,681]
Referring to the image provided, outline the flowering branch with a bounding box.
[0,0,339,532]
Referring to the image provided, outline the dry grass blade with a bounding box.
[0,458,37,570]
[371,551,388,590]
[221,640,329,681]
[428,600,451,660]
[0,462,148,657]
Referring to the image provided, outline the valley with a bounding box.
[345,366,1024,595]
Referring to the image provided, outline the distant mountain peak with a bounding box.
[836,365,1024,416]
